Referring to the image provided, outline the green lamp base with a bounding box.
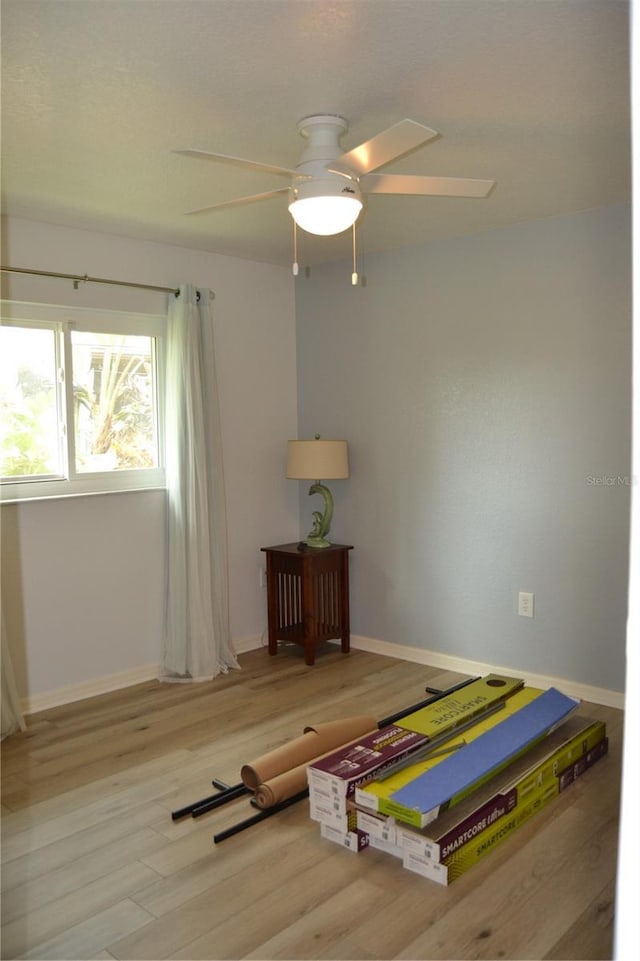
[305,481,334,549]
[304,534,332,549]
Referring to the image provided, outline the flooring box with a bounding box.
[319,822,370,853]
[387,687,579,828]
[356,809,398,845]
[403,735,608,885]
[308,674,524,800]
[309,797,357,832]
[395,674,524,738]
[307,776,350,819]
[307,726,429,800]
[356,686,543,819]
[369,834,404,859]
[396,715,606,862]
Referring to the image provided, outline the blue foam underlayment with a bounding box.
[390,687,579,813]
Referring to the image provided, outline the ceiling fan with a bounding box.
[176,115,495,238]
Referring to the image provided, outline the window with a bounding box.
[1,301,165,501]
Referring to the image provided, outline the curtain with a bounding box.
[161,284,239,681]
[1,609,26,739]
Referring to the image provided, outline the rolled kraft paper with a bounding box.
[303,716,378,743]
[253,723,380,809]
[241,731,321,791]
[241,715,377,790]
[253,764,310,809]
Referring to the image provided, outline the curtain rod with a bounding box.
[1,264,179,296]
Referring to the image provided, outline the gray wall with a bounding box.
[295,205,631,692]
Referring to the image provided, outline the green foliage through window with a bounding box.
[71,333,157,472]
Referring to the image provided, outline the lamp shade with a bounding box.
[286,439,349,480]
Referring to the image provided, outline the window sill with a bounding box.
[1,484,167,506]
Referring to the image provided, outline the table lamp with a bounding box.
[286,435,349,548]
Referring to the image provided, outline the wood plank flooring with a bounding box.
[1,646,623,960]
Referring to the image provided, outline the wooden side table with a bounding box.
[261,542,353,666]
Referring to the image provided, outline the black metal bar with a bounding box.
[213,789,310,844]
[211,778,231,790]
[378,675,480,727]
[171,781,246,821]
[192,783,250,818]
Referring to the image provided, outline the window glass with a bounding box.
[1,302,165,501]
[0,325,63,479]
[71,331,158,472]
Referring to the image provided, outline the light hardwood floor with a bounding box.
[1,647,623,960]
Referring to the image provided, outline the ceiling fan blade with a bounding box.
[175,149,298,179]
[362,173,496,198]
[185,187,290,215]
[336,120,439,176]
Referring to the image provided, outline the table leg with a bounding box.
[266,564,278,656]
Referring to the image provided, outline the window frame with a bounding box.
[1,300,166,503]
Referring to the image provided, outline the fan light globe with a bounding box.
[289,178,362,236]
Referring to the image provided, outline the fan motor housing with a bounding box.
[296,115,350,165]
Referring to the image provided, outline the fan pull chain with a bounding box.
[351,223,359,286]
[292,221,299,276]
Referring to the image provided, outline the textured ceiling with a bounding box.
[0,0,631,268]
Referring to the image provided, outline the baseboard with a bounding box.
[21,633,624,715]
[21,637,265,714]
[234,634,265,654]
[349,634,625,710]
[22,663,162,715]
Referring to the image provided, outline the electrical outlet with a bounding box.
[518,591,534,618]
[259,567,267,589]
